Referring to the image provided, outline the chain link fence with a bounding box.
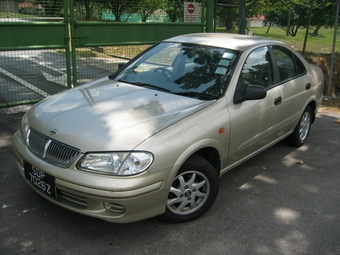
[0,49,68,103]
[215,1,340,97]
[0,0,63,21]
[0,0,202,22]
[215,1,340,54]
[74,0,177,22]
[1,0,68,108]
[75,45,153,86]
[1,0,204,109]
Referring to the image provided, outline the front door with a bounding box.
[227,46,283,167]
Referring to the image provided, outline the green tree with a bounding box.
[78,0,93,20]
[162,0,183,22]
[138,0,163,22]
[258,0,337,37]
[310,1,337,35]
[260,0,311,36]
[246,0,267,17]
[35,0,63,16]
[216,0,238,30]
[104,0,141,21]
[215,0,262,30]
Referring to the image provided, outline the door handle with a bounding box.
[305,83,311,90]
[274,97,282,106]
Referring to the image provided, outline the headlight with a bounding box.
[20,113,30,145]
[77,152,153,176]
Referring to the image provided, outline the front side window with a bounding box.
[236,46,273,96]
[271,45,307,82]
[112,42,238,99]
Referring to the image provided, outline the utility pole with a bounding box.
[302,0,314,55]
[206,0,214,32]
[238,0,246,34]
[286,2,292,36]
[327,0,340,98]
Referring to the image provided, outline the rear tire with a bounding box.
[288,106,312,147]
[160,155,219,223]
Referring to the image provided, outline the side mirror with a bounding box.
[108,62,129,79]
[118,62,127,69]
[234,85,267,104]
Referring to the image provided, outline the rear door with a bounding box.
[270,45,312,133]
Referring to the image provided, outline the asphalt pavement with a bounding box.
[1,106,339,255]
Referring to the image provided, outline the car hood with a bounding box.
[29,78,214,152]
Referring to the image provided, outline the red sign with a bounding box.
[188,3,195,14]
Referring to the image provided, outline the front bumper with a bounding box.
[12,131,172,223]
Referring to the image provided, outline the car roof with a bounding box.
[164,33,285,51]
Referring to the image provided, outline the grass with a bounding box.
[253,27,340,54]
[217,26,340,54]
[103,45,152,59]
[0,12,38,19]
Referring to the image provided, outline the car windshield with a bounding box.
[112,42,238,99]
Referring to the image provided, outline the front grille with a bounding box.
[28,128,81,167]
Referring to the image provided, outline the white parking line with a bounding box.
[20,55,69,87]
[0,67,50,97]
[20,55,65,75]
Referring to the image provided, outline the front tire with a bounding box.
[160,155,219,223]
[288,106,312,147]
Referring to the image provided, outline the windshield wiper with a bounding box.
[119,80,171,93]
[173,91,219,100]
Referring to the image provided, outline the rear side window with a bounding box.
[272,46,306,82]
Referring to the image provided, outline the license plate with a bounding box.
[24,162,56,198]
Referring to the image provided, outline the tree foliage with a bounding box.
[104,0,140,21]
[256,0,338,36]
[71,0,185,22]
[138,0,164,22]
[162,0,184,22]
[35,0,63,16]
[35,0,339,31]
[216,0,238,30]
[310,1,337,35]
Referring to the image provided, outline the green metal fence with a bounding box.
[0,0,205,108]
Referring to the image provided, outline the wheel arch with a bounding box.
[193,147,221,176]
[174,140,223,178]
[307,100,317,123]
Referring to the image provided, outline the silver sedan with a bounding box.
[12,33,324,223]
